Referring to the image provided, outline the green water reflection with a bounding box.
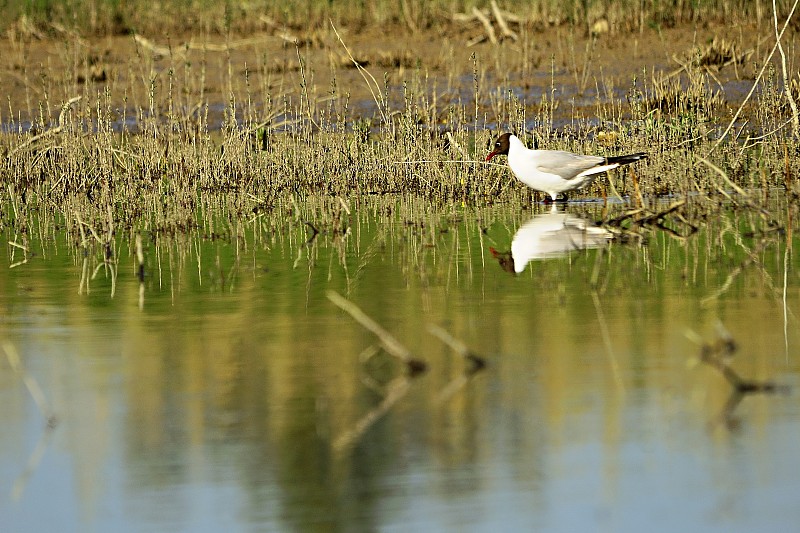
[1,198,799,532]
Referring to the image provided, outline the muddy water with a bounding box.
[1,200,799,532]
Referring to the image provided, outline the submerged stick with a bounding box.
[326,290,427,374]
[690,324,788,428]
[428,324,486,374]
[428,324,487,404]
[332,301,434,451]
[698,324,762,389]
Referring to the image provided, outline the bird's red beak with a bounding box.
[485,151,497,162]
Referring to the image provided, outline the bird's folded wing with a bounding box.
[534,151,605,180]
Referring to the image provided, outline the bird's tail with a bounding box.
[606,153,647,166]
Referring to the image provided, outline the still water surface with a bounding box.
[1,199,799,532]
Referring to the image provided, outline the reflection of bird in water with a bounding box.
[486,132,646,202]
[490,209,613,274]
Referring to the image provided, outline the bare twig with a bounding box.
[133,34,174,58]
[472,7,498,44]
[258,15,300,44]
[491,1,518,41]
[187,35,294,51]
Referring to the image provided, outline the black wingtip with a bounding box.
[607,152,647,165]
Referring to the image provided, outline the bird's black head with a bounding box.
[486,132,512,161]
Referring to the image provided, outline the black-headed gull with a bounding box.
[485,132,646,201]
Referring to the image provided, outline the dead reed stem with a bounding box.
[773,0,800,138]
[330,21,388,125]
[709,0,799,152]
